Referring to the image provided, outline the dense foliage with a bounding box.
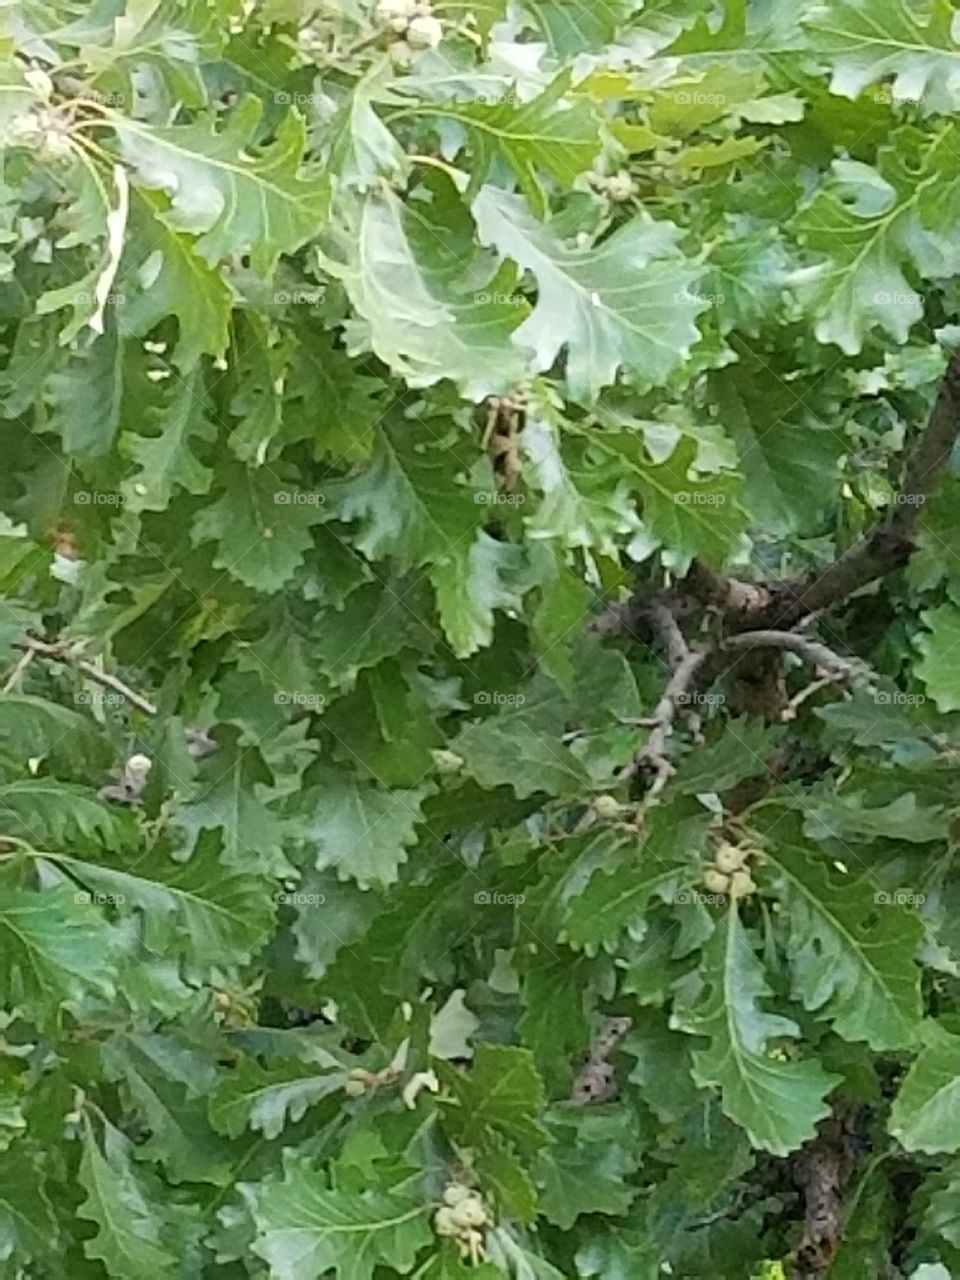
[5,0,960,1275]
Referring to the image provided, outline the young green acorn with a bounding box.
[714,842,748,875]
[703,868,729,895]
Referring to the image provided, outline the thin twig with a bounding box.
[719,630,867,685]
[14,638,157,715]
[780,676,841,722]
[643,601,706,740]
[2,647,34,694]
[620,649,706,787]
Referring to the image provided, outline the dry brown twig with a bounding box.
[12,637,157,715]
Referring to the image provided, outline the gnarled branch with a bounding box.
[719,630,868,686]
[741,347,960,629]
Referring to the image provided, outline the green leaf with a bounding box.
[173,747,290,876]
[102,1032,235,1186]
[788,139,960,353]
[453,688,592,798]
[433,533,533,658]
[122,193,232,370]
[609,434,749,567]
[210,1056,347,1138]
[44,324,123,458]
[671,720,785,796]
[120,372,215,512]
[322,184,531,398]
[0,696,98,757]
[915,603,960,711]
[322,420,482,569]
[757,811,923,1050]
[561,828,687,955]
[0,779,121,846]
[116,100,329,275]
[473,186,706,400]
[0,1148,57,1261]
[249,1153,432,1280]
[808,0,960,114]
[523,0,633,55]
[435,1044,550,1156]
[325,77,408,192]
[296,772,430,889]
[674,907,839,1155]
[803,791,948,843]
[40,842,275,969]
[890,1023,960,1154]
[0,882,117,1023]
[191,463,326,593]
[78,1115,197,1278]
[575,1221,661,1280]
[924,1161,960,1246]
[520,412,639,555]
[535,1108,639,1228]
[399,73,600,215]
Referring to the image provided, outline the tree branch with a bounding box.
[743,347,960,629]
[620,647,706,791]
[570,1016,632,1105]
[719,630,868,686]
[14,638,157,716]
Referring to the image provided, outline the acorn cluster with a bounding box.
[434,1182,490,1262]
[703,841,757,900]
[374,0,443,49]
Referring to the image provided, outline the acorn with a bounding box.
[592,793,624,820]
[715,842,747,874]
[728,869,757,900]
[434,1206,459,1237]
[449,1197,487,1228]
[406,13,443,46]
[703,868,730,895]
[442,1183,473,1207]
